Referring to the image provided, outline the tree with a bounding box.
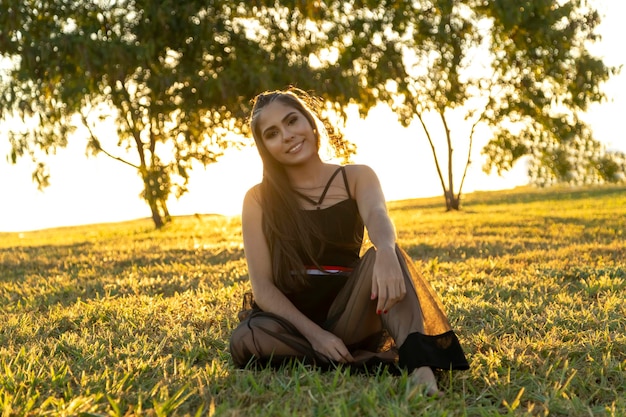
[371,0,620,210]
[0,0,404,227]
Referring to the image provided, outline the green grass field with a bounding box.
[1,185,624,416]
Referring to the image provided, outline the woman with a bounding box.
[229,87,469,396]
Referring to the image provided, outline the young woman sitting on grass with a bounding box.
[229,87,469,396]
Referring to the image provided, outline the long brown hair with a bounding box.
[249,87,330,292]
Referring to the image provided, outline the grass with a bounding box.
[0,184,624,416]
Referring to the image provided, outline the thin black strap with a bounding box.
[340,166,352,200]
[293,166,343,208]
[293,190,318,206]
[317,167,343,206]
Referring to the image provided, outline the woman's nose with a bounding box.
[281,128,294,142]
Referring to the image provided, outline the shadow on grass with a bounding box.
[1,240,246,311]
[402,211,624,264]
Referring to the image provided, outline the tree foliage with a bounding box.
[0,0,621,222]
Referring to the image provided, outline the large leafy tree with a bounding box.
[373,0,620,209]
[0,0,404,227]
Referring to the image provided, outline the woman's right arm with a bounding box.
[241,186,354,363]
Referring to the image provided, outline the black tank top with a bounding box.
[295,166,364,268]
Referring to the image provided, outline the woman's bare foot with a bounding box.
[407,366,443,398]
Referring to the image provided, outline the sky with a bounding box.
[1,1,624,233]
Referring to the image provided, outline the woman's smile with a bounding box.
[286,140,304,154]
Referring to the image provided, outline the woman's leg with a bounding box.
[326,246,469,372]
[229,311,319,368]
[325,248,382,347]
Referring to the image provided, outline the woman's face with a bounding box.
[256,100,318,167]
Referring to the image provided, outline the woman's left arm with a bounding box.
[350,164,406,314]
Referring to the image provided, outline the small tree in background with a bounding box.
[371,0,620,210]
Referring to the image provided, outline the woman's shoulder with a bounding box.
[343,164,377,179]
[341,164,379,197]
[245,183,262,193]
[242,184,264,223]
[243,183,263,206]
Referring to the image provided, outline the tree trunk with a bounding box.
[444,189,461,211]
[148,198,165,228]
[140,168,171,229]
[159,198,171,223]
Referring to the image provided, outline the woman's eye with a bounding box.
[288,116,297,125]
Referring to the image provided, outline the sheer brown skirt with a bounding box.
[229,246,469,372]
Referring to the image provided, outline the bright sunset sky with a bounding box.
[1,0,624,233]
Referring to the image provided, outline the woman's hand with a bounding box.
[371,246,406,314]
[308,328,355,363]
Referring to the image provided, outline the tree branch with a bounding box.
[415,111,448,194]
[79,109,140,170]
[116,81,148,171]
[439,110,454,198]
